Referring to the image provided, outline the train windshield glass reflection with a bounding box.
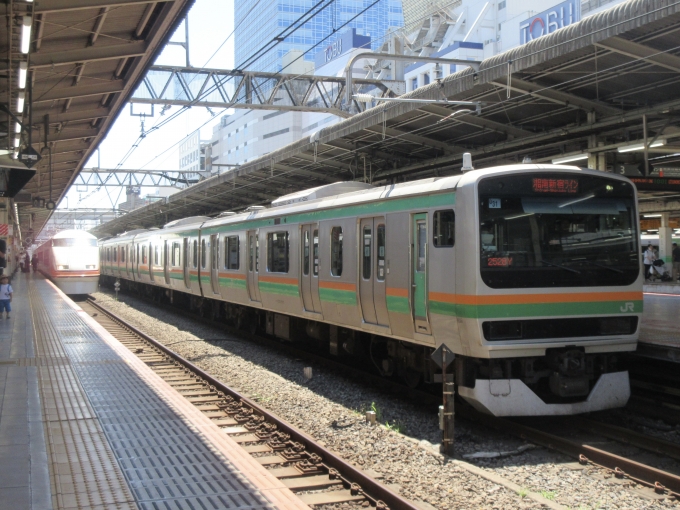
[479,173,639,288]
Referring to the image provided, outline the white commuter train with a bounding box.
[99,164,643,416]
[35,229,100,294]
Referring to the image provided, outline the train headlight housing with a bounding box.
[85,265,96,269]
[57,265,69,270]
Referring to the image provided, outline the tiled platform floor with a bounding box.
[0,272,309,509]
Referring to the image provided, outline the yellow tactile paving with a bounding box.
[28,281,138,510]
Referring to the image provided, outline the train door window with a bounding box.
[201,239,207,269]
[121,246,126,263]
[211,235,219,270]
[225,236,239,269]
[313,230,319,276]
[267,232,289,273]
[142,246,147,264]
[303,231,310,276]
[417,223,427,272]
[154,245,160,265]
[433,210,455,247]
[362,226,372,279]
[377,223,386,281]
[192,240,198,268]
[331,227,343,276]
[113,247,117,263]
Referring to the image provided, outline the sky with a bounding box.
[63,0,235,210]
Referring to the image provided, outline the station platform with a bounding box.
[0,272,308,510]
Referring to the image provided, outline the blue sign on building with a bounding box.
[314,29,371,68]
[519,0,581,45]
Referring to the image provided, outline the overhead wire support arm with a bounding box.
[344,52,482,110]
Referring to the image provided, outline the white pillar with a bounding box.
[659,212,673,264]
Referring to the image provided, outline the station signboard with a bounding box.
[520,0,581,45]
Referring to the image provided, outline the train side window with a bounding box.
[113,247,118,263]
[192,240,198,268]
[121,247,126,263]
[211,235,219,270]
[313,229,319,276]
[142,246,147,264]
[225,236,239,270]
[433,210,455,247]
[377,224,386,281]
[331,227,343,277]
[267,231,289,273]
[201,239,207,269]
[154,245,160,265]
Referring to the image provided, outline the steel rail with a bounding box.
[85,298,419,510]
[457,405,680,498]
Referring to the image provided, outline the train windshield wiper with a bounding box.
[578,259,623,273]
[540,260,581,274]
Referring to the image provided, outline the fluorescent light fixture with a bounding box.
[21,16,32,54]
[16,91,24,112]
[14,123,21,134]
[643,214,662,218]
[618,139,666,153]
[0,150,11,156]
[352,93,480,107]
[18,62,27,89]
[551,153,589,164]
[13,136,20,148]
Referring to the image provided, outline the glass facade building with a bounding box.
[235,0,403,73]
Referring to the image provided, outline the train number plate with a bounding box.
[488,198,501,208]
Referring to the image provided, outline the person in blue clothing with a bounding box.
[0,275,12,319]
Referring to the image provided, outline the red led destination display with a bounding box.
[532,178,578,194]
[487,257,514,267]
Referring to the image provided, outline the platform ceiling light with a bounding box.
[18,62,27,89]
[13,136,20,148]
[643,214,662,218]
[618,139,666,153]
[21,16,32,54]
[352,93,482,112]
[14,123,21,134]
[16,91,25,112]
[551,153,589,164]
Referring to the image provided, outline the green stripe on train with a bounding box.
[198,192,457,236]
[429,300,644,319]
[386,295,409,314]
[319,288,357,305]
[259,281,299,297]
[219,277,247,289]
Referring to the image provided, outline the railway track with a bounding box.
[81,297,419,510]
[91,289,680,502]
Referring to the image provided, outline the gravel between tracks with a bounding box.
[92,291,678,510]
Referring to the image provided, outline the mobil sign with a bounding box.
[520,0,580,45]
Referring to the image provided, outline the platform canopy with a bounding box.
[1,0,194,241]
[87,0,680,237]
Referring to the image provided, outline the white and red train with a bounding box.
[34,229,99,294]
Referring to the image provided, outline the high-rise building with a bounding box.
[235,0,403,73]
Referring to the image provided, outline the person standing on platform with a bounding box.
[673,242,680,282]
[0,275,12,319]
[643,244,656,281]
[19,253,24,272]
[23,253,30,273]
[31,254,38,272]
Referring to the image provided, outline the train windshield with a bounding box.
[52,238,98,247]
[479,173,639,288]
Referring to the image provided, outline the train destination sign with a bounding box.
[532,178,579,193]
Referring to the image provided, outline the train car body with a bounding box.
[100,164,643,416]
[36,229,99,294]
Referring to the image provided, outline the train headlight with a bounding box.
[85,265,96,269]
[57,265,69,270]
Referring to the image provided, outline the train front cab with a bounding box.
[451,167,642,416]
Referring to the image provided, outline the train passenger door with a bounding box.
[247,230,261,302]
[149,242,155,281]
[359,217,389,326]
[412,213,431,334]
[300,224,321,313]
[183,238,191,289]
[164,241,170,285]
[210,234,220,294]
